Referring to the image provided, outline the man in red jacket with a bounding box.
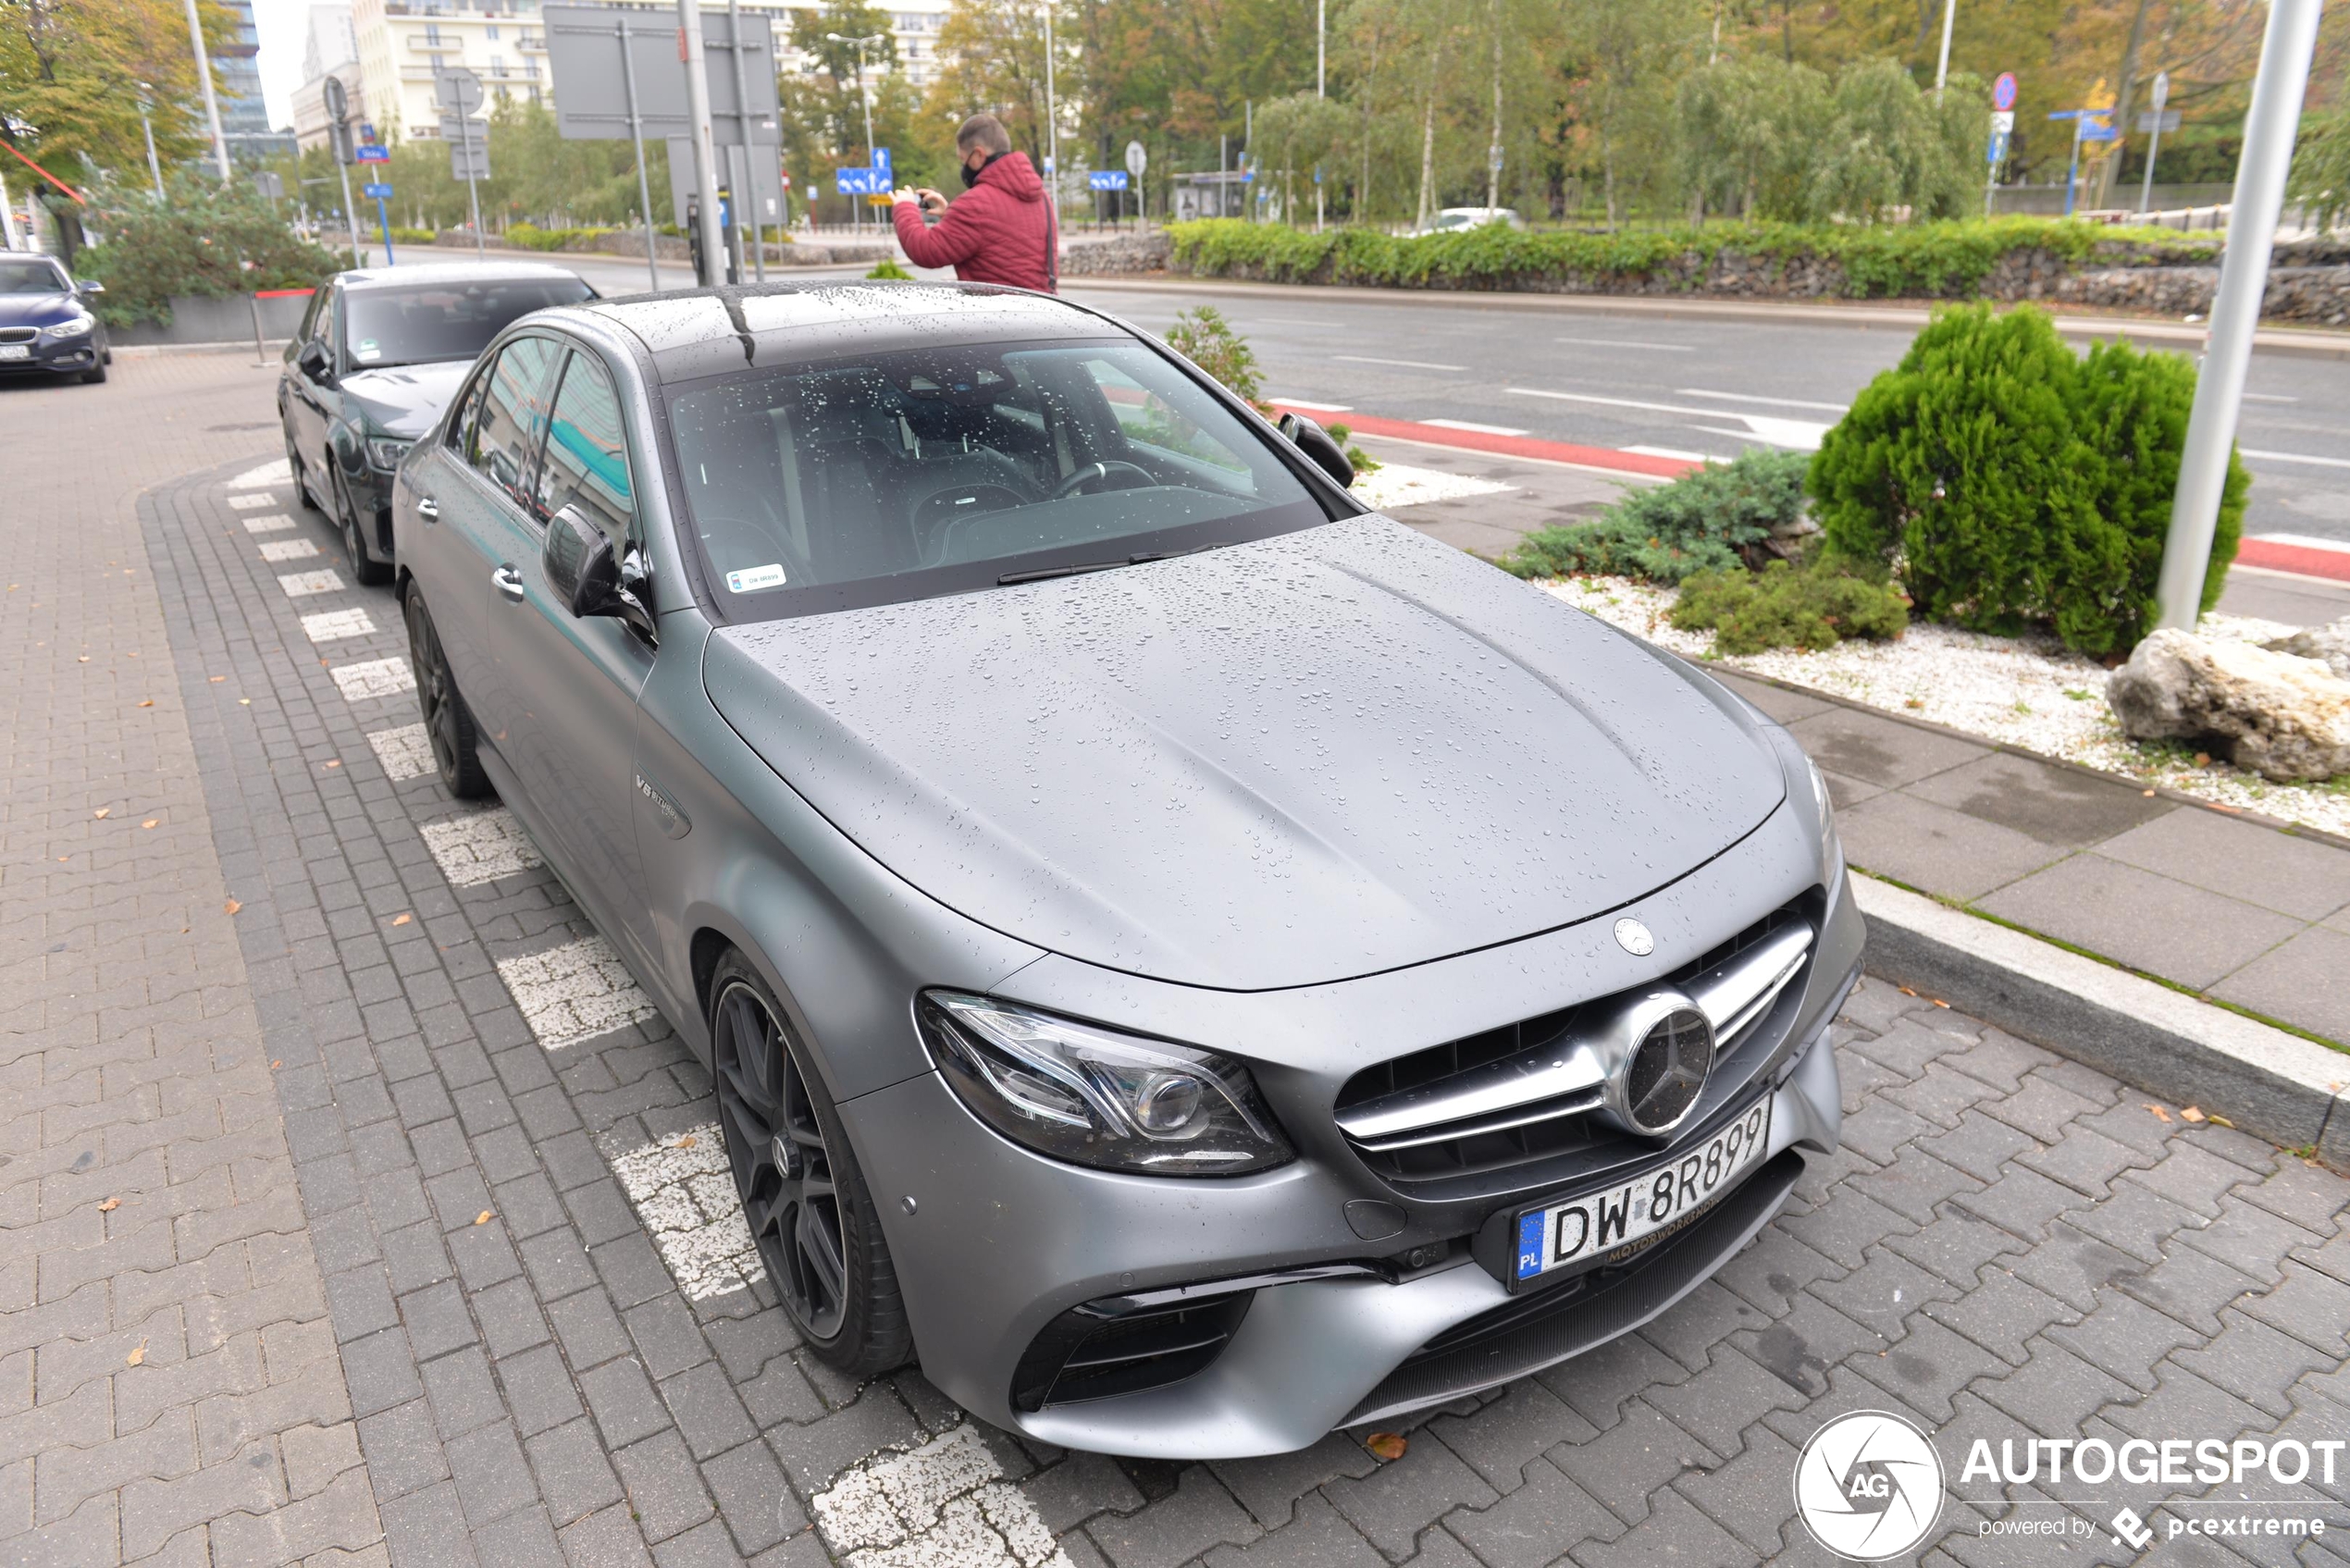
[890,114,1058,292]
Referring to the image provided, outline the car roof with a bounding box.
[556,281,1132,382]
[337,260,589,290]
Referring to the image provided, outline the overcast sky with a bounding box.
[250,0,314,129]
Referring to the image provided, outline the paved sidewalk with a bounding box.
[1,355,386,1563]
[1723,673,2350,1052]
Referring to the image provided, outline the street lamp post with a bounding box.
[1933,0,1956,104]
[137,89,166,201]
[181,0,232,179]
[825,31,882,235]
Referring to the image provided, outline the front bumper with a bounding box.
[839,871,1860,1459]
[0,336,100,376]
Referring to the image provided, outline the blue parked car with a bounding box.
[0,253,109,384]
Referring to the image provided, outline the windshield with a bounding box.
[343,278,592,368]
[0,259,70,294]
[667,338,1337,618]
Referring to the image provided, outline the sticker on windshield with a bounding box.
[724,563,786,593]
[354,339,381,361]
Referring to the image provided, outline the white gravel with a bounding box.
[1352,462,1513,511]
[1544,574,2350,839]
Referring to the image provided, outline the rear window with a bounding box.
[666,338,1337,617]
[343,278,593,369]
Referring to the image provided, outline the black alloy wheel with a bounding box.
[336,470,392,586]
[709,955,909,1375]
[403,590,491,797]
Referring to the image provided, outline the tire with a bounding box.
[287,426,321,512]
[337,470,392,586]
[404,589,493,798]
[80,363,106,385]
[710,952,911,1377]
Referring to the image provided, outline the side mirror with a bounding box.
[1278,412,1354,489]
[76,279,105,297]
[297,339,333,382]
[542,504,623,618]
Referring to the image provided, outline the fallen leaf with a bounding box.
[2141,788,2157,797]
[2146,1104,2171,1123]
[138,700,154,709]
[238,698,251,705]
[97,1197,119,1213]
[674,1135,697,1150]
[126,1340,146,1367]
[475,1211,493,1226]
[1366,1432,1407,1462]
[1902,698,1923,710]
[1931,999,1949,1009]
[223,899,241,915]
[209,675,226,683]
[2207,1113,2234,1129]
[391,913,412,926]
[270,1060,281,1068]
[1897,986,1918,997]
[2179,1106,2207,1124]
[77,655,89,662]
[325,759,340,769]
[142,820,158,830]
[2193,751,2211,767]
[93,808,109,819]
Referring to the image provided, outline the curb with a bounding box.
[1851,873,2349,1168]
[1060,276,2350,360]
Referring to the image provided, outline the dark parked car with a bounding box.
[0,253,110,384]
[391,282,1858,1459]
[278,260,593,586]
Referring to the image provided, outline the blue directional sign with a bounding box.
[355,143,389,164]
[835,167,883,195]
[1088,171,1129,191]
[872,147,891,179]
[362,181,394,199]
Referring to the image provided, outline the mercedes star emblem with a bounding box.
[1614,917,1655,957]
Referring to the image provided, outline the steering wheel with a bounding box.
[1052,461,1156,500]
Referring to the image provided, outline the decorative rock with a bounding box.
[2107,628,2350,783]
[2262,616,2350,681]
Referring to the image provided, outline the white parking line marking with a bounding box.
[1508,387,1832,450]
[1508,386,1717,417]
[2242,448,2350,469]
[278,569,345,598]
[1625,445,1718,463]
[1335,354,1467,372]
[813,1426,1071,1568]
[420,806,543,885]
[1271,397,1353,413]
[366,723,435,780]
[605,1125,764,1300]
[1557,336,1696,352]
[1421,417,1529,438]
[229,459,291,489]
[1353,463,1515,511]
[259,538,321,562]
[227,493,281,511]
[302,608,377,643]
[1677,388,1850,414]
[242,515,297,534]
[496,933,660,1050]
[329,657,415,703]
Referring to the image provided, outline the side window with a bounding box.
[534,351,636,540]
[447,364,489,453]
[295,287,327,345]
[468,336,563,512]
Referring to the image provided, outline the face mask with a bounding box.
[959,158,984,190]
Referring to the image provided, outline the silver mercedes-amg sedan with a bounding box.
[392,282,1859,1460]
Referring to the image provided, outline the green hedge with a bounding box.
[80,179,344,327]
[1166,216,2217,300]
[506,223,617,252]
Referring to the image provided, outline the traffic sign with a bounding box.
[1986,129,2010,167]
[2137,109,2181,133]
[363,181,393,199]
[1989,111,2015,133]
[1088,171,1128,191]
[835,167,884,195]
[355,144,389,163]
[436,68,485,115]
[321,74,348,123]
[1992,72,2017,111]
[1124,140,1146,179]
[872,147,891,179]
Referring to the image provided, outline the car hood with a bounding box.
[703,516,1786,992]
[0,291,82,328]
[340,359,473,438]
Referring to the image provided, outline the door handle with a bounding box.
[415,496,439,522]
[492,564,526,603]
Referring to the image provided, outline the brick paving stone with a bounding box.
[1324,1439,1500,1559]
[1443,1456,1620,1568]
[1086,1465,1261,1568]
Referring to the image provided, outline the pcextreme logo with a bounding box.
[1793,1411,1945,1560]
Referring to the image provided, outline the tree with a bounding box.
[2289,97,2350,233]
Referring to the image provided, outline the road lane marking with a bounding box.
[1272,398,1353,412]
[605,1125,764,1300]
[1422,418,1529,437]
[301,608,377,643]
[242,515,297,534]
[813,1426,1071,1568]
[366,723,434,780]
[1335,354,1468,372]
[1626,445,1718,463]
[228,459,291,488]
[1557,337,1696,352]
[328,657,414,702]
[1508,387,1719,417]
[1678,388,1850,414]
[419,806,543,885]
[2248,532,2350,554]
[497,933,660,1050]
[277,569,344,597]
[2242,449,2350,469]
[259,539,321,562]
[1509,386,1831,450]
[2243,393,2299,403]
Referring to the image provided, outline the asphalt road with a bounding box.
[377,240,875,299]
[1066,281,2350,551]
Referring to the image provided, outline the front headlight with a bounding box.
[918,992,1293,1176]
[366,437,414,471]
[1806,755,1843,892]
[43,315,93,340]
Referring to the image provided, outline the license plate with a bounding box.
[0,345,28,360]
[1509,1098,1771,1290]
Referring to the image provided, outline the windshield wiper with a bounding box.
[996,543,1225,586]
